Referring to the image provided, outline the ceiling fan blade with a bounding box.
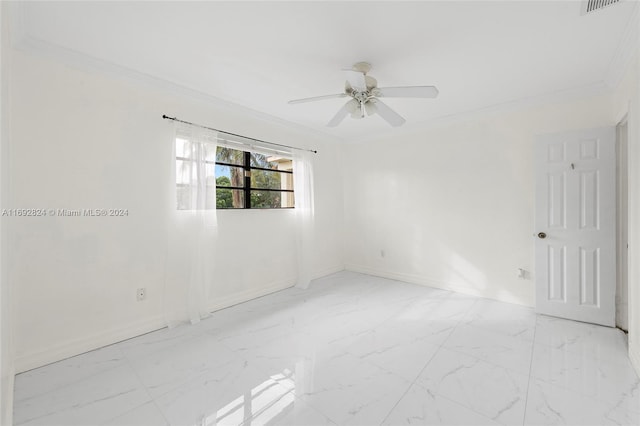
[376,86,439,98]
[343,70,367,92]
[327,100,356,127]
[374,99,406,127]
[288,93,348,104]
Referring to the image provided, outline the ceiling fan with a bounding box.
[288,62,439,128]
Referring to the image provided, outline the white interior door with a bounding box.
[535,127,616,327]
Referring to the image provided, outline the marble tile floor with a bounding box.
[13,271,640,426]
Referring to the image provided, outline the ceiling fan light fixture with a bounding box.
[364,101,377,116]
[288,62,439,127]
[346,99,359,114]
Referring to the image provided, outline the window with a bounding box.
[215,147,294,209]
[175,136,294,210]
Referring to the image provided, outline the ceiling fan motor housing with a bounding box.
[351,61,372,74]
[288,61,438,127]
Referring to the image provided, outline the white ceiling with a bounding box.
[12,1,639,141]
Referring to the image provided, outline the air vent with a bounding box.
[581,0,621,15]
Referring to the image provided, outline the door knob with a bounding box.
[537,232,547,239]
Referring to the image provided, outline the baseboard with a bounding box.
[14,265,347,373]
[630,341,640,377]
[313,264,345,280]
[345,262,481,295]
[344,263,532,307]
[207,279,296,313]
[206,265,345,313]
[16,280,295,373]
[14,315,166,374]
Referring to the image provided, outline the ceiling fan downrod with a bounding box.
[288,61,438,127]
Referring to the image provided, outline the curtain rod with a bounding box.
[162,115,318,154]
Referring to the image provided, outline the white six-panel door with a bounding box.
[535,127,616,327]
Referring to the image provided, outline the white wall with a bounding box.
[343,93,620,307]
[6,6,637,383]
[8,48,344,372]
[0,2,14,424]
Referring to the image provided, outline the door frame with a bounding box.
[616,116,629,331]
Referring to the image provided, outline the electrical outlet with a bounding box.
[136,287,146,301]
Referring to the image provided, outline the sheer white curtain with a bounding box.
[165,123,218,327]
[293,150,315,289]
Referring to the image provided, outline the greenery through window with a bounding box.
[215,147,294,209]
[175,136,295,210]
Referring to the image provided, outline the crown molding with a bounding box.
[604,0,639,90]
[7,30,620,147]
[8,0,633,145]
[7,2,344,147]
[348,81,612,144]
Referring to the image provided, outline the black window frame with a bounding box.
[215,150,294,209]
